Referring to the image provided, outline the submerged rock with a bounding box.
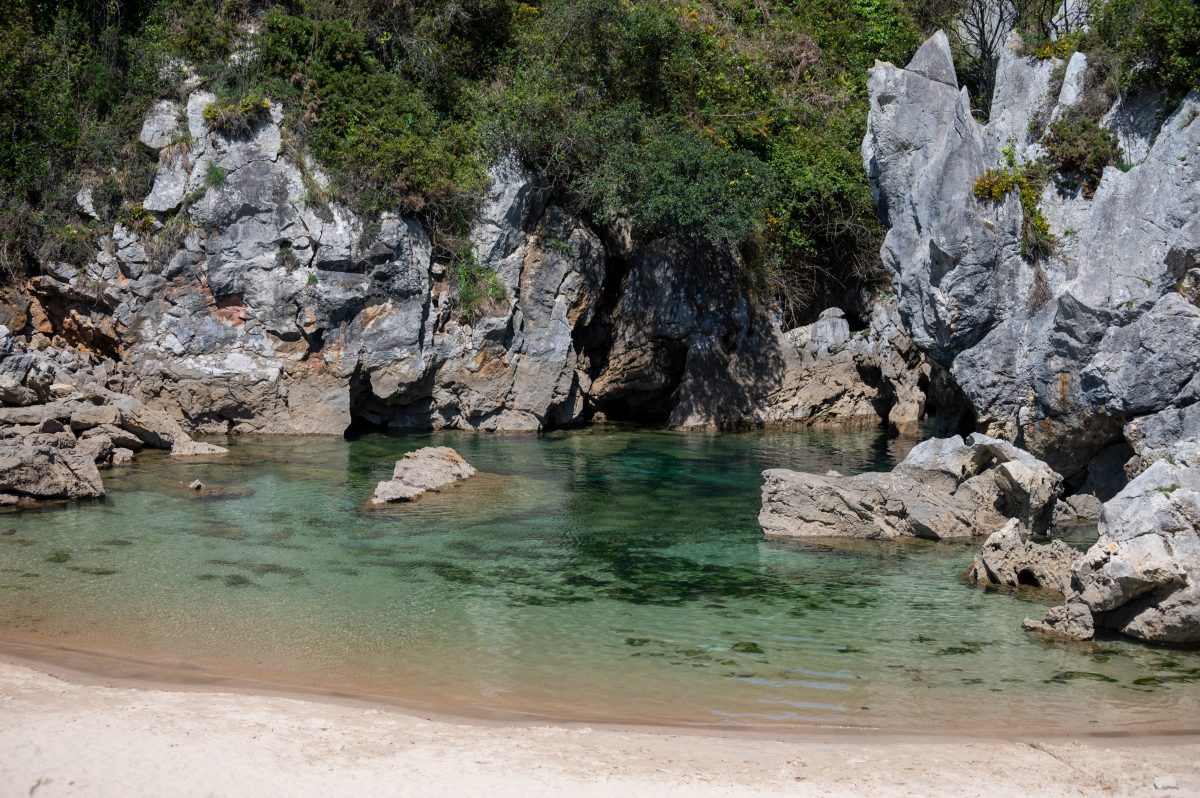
[1027,440,1200,645]
[0,442,104,500]
[171,440,229,457]
[967,519,1076,594]
[759,433,1063,540]
[370,446,476,504]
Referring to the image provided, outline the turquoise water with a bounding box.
[3,428,1200,731]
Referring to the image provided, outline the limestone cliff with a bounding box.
[0,85,923,437]
[863,31,1200,482]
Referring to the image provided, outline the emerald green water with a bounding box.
[3,428,1200,731]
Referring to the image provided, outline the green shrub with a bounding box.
[1092,0,1200,99]
[256,9,486,220]
[1043,116,1122,196]
[205,161,227,187]
[202,92,270,138]
[1027,31,1083,60]
[118,203,155,234]
[973,146,1057,261]
[452,251,506,320]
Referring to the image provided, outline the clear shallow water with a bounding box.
[3,428,1200,731]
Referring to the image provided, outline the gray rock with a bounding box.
[76,432,113,464]
[759,433,1064,540]
[1053,492,1104,525]
[1022,599,1095,640]
[757,303,928,434]
[1030,439,1200,644]
[1102,88,1165,164]
[75,187,98,220]
[968,519,1077,594]
[139,100,181,149]
[110,393,188,449]
[370,446,476,504]
[864,31,1200,478]
[1047,51,1087,125]
[0,442,104,499]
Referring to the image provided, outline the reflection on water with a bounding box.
[1,427,1198,730]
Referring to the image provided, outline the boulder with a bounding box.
[759,433,1063,541]
[370,446,476,504]
[110,394,188,449]
[967,519,1077,594]
[76,432,114,464]
[0,443,104,500]
[1022,599,1096,640]
[1027,440,1200,645]
[1053,493,1104,525]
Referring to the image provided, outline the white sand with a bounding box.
[1,659,1198,798]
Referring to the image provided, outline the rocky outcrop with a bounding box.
[759,433,1063,540]
[2,70,932,439]
[0,326,226,501]
[0,443,104,503]
[1026,439,1200,645]
[864,31,1200,479]
[967,518,1076,594]
[370,446,476,503]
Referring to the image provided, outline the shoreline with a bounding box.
[2,657,1199,797]
[2,636,1199,742]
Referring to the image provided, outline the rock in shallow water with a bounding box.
[758,433,1063,541]
[0,443,104,500]
[967,519,1076,594]
[171,440,229,457]
[370,446,476,504]
[1027,440,1200,645]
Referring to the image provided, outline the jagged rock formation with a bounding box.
[2,83,926,437]
[1026,438,1200,645]
[370,446,476,504]
[967,519,1076,594]
[759,433,1063,541]
[0,325,227,502]
[863,31,1200,481]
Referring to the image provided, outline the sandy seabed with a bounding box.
[1,659,1198,798]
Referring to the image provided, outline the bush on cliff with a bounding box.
[0,0,924,324]
[1043,116,1122,196]
[13,0,1195,324]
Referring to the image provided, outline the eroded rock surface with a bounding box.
[0,443,104,502]
[864,31,1200,478]
[759,433,1063,541]
[3,74,932,439]
[1026,440,1200,645]
[370,446,476,504]
[967,519,1076,594]
[0,326,225,500]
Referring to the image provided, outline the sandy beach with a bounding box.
[0,657,1198,798]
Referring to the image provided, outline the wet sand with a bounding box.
[2,654,1199,797]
